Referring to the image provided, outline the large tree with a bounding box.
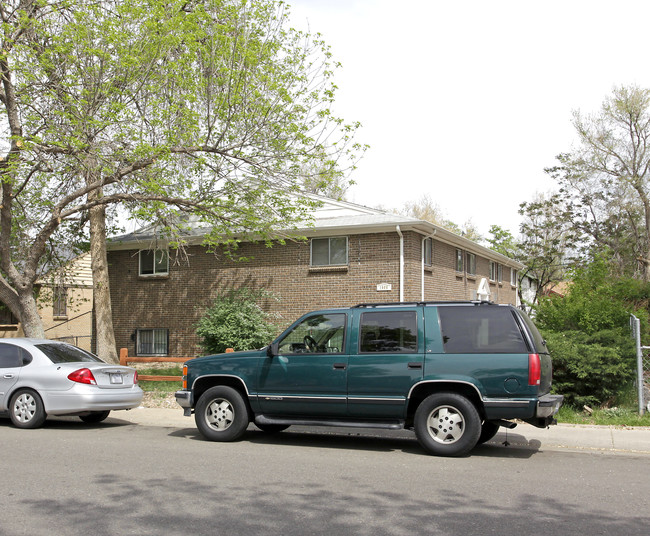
[486,192,578,309]
[1,0,363,361]
[398,194,482,242]
[546,85,650,280]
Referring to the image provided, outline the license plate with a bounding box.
[110,373,123,385]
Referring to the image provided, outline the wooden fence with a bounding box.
[119,348,187,382]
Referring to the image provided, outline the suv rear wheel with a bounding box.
[414,393,481,457]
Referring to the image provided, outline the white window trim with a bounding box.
[455,249,464,272]
[466,252,476,276]
[136,328,169,356]
[139,249,169,277]
[489,261,497,281]
[310,236,349,266]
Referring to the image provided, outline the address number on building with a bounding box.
[376,283,392,291]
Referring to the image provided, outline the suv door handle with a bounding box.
[333,363,347,370]
[407,362,422,369]
[3,374,15,379]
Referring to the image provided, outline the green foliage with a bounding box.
[1,0,365,332]
[486,225,518,258]
[196,289,278,354]
[557,404,650,426]
[535,257,648,407]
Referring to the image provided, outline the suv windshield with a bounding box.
[37,343,104,364]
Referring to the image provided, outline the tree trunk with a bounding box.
[18,289,46,338]
[89,201,118,364]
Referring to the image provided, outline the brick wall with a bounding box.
[108,230,518,357]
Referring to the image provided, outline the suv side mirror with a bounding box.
[267,342,279,357]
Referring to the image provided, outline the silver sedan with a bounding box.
[0,338,143,428]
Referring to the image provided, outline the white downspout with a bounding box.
[396,226,404,302]
[421,231,436,300]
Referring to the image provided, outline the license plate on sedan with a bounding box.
[110,373,123,385]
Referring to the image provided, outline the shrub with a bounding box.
[535,256,648,408]
[196,289,278,355]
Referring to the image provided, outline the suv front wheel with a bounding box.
[414,393,481,457]
[195,386,250,442]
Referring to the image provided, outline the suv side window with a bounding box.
[0,343,32,368]
[438,306,529,354]
[359,311,417,353]
[277,313,346,354]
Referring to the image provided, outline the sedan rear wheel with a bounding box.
[9,389,47,429]
[195,386,249,442]
[80,411,111,424]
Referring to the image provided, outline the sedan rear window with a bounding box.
[37,343,104,364]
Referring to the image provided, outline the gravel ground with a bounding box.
[141,391,179,409]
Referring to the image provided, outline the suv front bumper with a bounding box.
[175,390,193,416]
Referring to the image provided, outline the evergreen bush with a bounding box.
[535,257,648,407]
[196,289,278,355]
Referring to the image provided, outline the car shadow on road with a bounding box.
[166,425,540,459]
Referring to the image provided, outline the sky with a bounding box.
[288,0,650,236]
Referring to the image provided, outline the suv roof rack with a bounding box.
[353,300,495,308]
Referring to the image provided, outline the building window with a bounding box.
[139,250,169,276]
[0,302,18,325]
[466,253,476,275]
[423,238,433,266]
[311,237,348,266]
[498,264,503,283]
[489,261,497,281]
[53,286,67,318]
[455,249,464,272]
[136,329,169,356]
[511,269,518,286]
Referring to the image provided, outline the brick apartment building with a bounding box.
[106,197,523,358]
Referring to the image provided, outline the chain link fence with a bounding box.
[630,315,649,415]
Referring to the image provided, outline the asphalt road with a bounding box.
[1,415,649,536]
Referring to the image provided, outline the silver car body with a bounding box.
[0,338,143,417]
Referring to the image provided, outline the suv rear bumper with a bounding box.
[524,393,564,428]
[536,393,564,418]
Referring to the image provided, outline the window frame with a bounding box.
[455,249,464,272]
[489,261,497,281]
[358,310,418,354]
[277,313,347,355]
[310,236,349,267]
[423,237,433,266]
[138,249,169,277]
[53,285,68,318]
[135,328,169,356]
[511,268,518,287]
[466,252,476,276]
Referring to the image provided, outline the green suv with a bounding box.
[175,301,563,456]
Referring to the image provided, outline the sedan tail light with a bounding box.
[133,370,139,385]
[68,368,97,385]
[528,354,541,386]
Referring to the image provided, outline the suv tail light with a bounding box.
[182,365,187,389]
[528,354,541,386]
[68,368,97,385]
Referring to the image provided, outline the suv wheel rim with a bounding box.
[205,398,234,431]
[14,393,37,423]
[426,405,465,444]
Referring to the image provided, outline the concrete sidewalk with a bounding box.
[112,406,650,455]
